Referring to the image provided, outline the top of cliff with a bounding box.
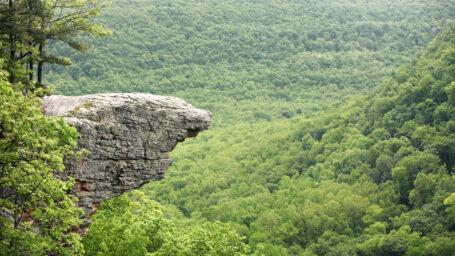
[43,93,209,122]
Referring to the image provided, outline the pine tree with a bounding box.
[0,0,110,87]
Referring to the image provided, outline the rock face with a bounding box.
[42,93,210,232]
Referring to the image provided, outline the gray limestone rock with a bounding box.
[42,93,210,232]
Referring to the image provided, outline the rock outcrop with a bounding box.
[42,93,210,233]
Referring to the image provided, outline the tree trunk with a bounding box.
[29,59,34,82]
[8,0,14,59]
[37,44,43,86]
[7,0,16,83]
[9,36,15,61]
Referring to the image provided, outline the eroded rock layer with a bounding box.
[42,94,211,232]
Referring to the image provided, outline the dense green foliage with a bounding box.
[136,26,455,255]
[45,0,455,124]
[0,0,111,253]
[0,58,83,255]
[17,0,455,254]
[83,191,254,256]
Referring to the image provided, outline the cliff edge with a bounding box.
[42,93,211,233]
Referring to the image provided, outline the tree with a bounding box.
[0,0,110,87]
[444,193,455,228]
[357,226,425,256]
[83,191,252,256]
[0,60,83,255]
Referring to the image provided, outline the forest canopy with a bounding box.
[2,0,455,255]
[44,0,455,125]
[76,0,455,255]
[133,25,455,255]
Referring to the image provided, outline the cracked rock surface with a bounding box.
[42,93,211,232]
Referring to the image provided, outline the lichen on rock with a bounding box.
[42,93,211,233]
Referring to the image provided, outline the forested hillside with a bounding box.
[28,0,455,255]
[46,0,454,124]
[132,25,455,255]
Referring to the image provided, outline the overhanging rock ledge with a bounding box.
[42,93,211,233]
